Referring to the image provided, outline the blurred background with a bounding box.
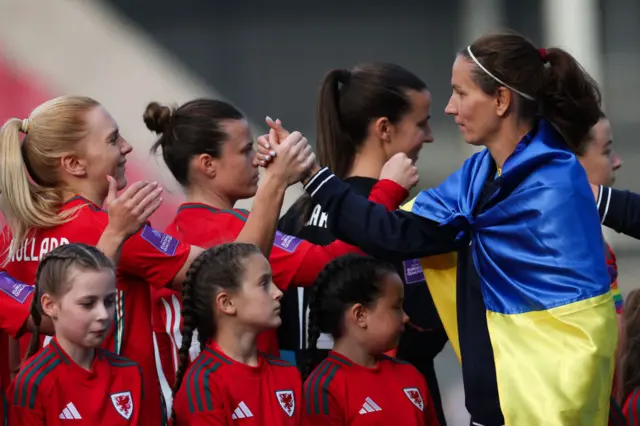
[0,0,638,423]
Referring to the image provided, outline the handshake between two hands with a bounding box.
[255,117,420,191]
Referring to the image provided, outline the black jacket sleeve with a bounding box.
[599,185,640,240]
[304,168,460,261]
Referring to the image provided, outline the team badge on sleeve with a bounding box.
[111,391,134,420]
[141,225,179,255]
[273,231,304,253]
[403,388,424,411]
[0,272,34,303]
[402,259,426,284]
[275,390,295,417]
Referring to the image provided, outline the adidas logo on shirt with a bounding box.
[59,402,82,420]
[358,397,382,414]
[231,401,253,419]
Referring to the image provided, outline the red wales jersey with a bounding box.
[0,273,33,340]
[1,195,191,426]
[9,338,143,425]
[173,343,302,425]
[166,205,361,290]
[304,351,439,426]
[0,276,34,426]
[0,273,34,390]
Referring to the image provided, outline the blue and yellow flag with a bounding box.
[402,120,617,425]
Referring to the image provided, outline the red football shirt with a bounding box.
[0,273,34,340]
[1,195,191,425]
[9,338,144,425]
[0,273,35,392]
[167,206,360,290]
[304,351,439,426]
[173,342,303,425]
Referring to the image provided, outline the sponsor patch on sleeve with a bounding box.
[273,231,304,253]
[403,259,426,284]
[141,225,179,256]
[0,272,34,304]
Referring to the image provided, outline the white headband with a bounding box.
[466,46,535,101]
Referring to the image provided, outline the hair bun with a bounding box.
[143,102,173,134]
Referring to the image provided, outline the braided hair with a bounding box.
[171,242,261,424]
[304,254,397,379]
[25,243,114,361]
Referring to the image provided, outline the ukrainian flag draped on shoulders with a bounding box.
[401,119,617,425]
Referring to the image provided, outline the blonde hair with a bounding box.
[0,96,100,262]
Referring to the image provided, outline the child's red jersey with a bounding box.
[173,343,303,425]
[304,351,439,426]
[9,338,143,425]
[1,195,191,425]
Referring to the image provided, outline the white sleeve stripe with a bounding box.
[153,332,173,417]
[601,188,612,224]
[303,167,328,191]
[310,175,334,197]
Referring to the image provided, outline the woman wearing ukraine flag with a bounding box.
[263,30,617,426]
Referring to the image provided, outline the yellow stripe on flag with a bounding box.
[401,197,461,361]
[487,292,616,425]
[421,253,460,362]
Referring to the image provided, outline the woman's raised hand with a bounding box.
[257,117,319,185]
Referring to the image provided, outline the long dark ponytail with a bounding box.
[463,30,602,152]
[289,63,427,232]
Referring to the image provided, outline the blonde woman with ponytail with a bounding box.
[0,96,314,424]
[0,100,164,425]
